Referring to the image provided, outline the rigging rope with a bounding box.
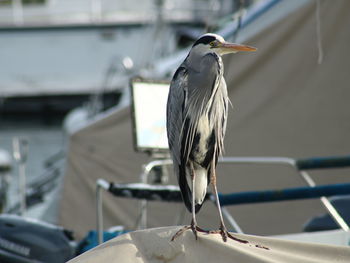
[316,0,323,64]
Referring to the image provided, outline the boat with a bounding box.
[0,0,235,115]
[59,0,350,241]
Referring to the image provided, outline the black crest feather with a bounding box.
[193,35,217,47]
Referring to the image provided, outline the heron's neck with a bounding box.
[186,51,222,72]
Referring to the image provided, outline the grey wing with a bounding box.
[182,53,225,162]
[166,66,187,168]
[167,66,198,212]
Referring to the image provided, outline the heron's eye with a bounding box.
[209,41,216,47]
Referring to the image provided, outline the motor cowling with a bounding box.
[0,214,75,263]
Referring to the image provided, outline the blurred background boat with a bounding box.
[0,0,242,116]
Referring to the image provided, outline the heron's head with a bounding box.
[191,33,257,56]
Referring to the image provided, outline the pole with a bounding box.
[13,137,28,216]
[96,179,110,244]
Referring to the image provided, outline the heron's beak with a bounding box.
[219,42,257,53]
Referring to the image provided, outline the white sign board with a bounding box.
[131,80,170,152]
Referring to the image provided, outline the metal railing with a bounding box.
[220,156,350,232]
[96,155,350,244]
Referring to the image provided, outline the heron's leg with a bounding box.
[171,163,209,241]
[190,162,198,239]
[209,164,228,241]
[209,162,248,244]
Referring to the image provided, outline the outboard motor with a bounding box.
[0,214,75,263]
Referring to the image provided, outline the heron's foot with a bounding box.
[220,225,228,242]
[209,224,249,244]
[190,221,198,240]
[171,224,209,241]
[208,223,228,242]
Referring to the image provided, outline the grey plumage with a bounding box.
[167,49,228,212]
[166,33,256,241]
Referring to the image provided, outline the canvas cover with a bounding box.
[67,226,350,263]
[59,0,350,241]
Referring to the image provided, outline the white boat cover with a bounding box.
[59,0,350,240]
[67,226,350,263]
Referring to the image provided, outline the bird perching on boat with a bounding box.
[166,33,256,242]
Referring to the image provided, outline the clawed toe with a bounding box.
[171,226,191,241]
[171,225,210,241]
[226,232,249,244]
[209,225,249,244]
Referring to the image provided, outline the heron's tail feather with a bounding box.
[178,164,208,213]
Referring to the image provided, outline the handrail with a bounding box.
[95,155,350,244]
[219,183,350,206]
[140,155,350,232]
[295,155,350,170]
[99,180,350,205]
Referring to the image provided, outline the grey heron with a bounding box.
[166,33,256,242]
